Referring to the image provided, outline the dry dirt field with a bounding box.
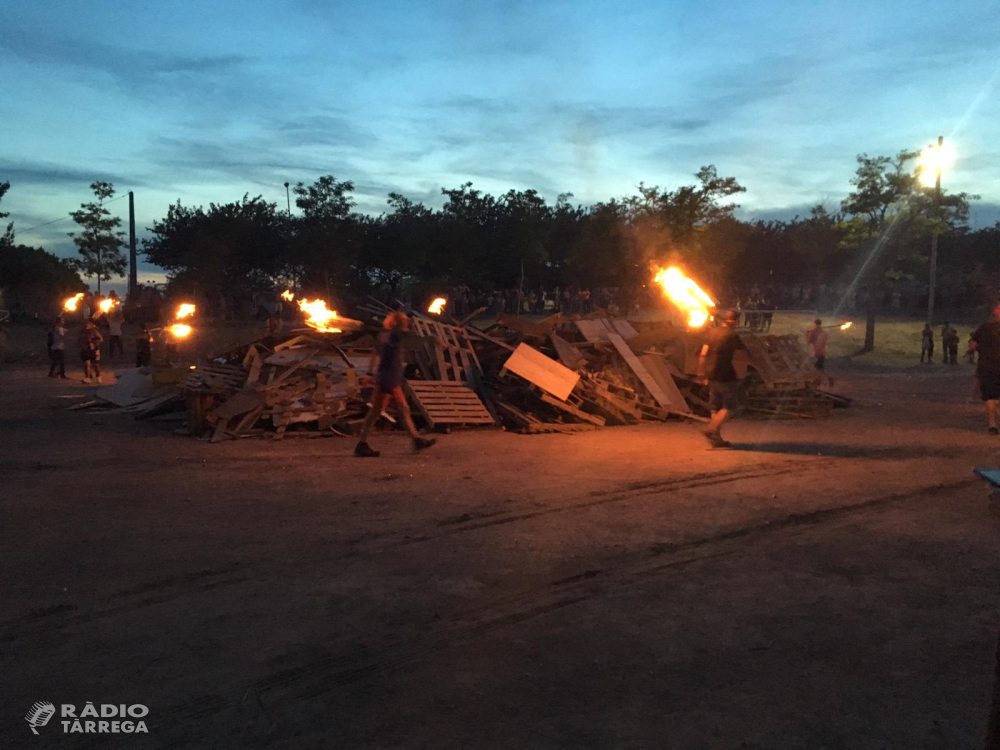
[2,347,1000,749]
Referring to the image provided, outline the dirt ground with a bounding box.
[3,351,1000,749]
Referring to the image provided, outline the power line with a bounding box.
[20,192,129,234]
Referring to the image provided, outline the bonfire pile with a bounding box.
[78,296,848,440]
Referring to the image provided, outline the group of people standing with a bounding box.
[45,290,155,383]
[920,322,966,364]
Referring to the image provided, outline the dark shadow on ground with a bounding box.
[730,442,966,459]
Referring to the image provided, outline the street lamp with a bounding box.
[284,182,291,215]
[919,136,955,324]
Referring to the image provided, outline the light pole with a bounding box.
[284,182,291,215]
[920,136,953,324]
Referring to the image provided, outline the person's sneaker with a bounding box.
[354,442,380,457]
[702,430,731,448]
[990,427,998,436]
[82,376,92,384]
[413,436,437,451]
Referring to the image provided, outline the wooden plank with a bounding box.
[604,331,676,409]
[638,353,692,414]
[501,343,580,401]
[550,333,587,370]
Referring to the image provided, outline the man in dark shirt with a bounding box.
[699,310,745,448]
[971,302,1000,434]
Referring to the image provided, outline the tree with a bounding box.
[841,150,975,351]
[0,181,14,252]
[69,181,126,294]
[290,175,359,296]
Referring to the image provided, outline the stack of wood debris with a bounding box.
[77,298,849,439]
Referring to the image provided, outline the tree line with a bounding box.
[1,149,995,335]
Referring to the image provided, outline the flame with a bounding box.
[297,298,343,333]
[840,321,853,330]
[98,298,120,314]
[281,290,295,302]
[63,293,85,312]
[175,303,196,319]
[166,323,192,338]
[427,297,447,315]
[653,267,716,328]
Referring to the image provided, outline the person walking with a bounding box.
[355,312,437,457]
[107,305,125,360]
[79,318,103,383]
[972,302,1000,434]
[806,319,829,372]
[920,323,935,363]
[941,321,959,365]
[698,310,745,448]
[47,316,67,378]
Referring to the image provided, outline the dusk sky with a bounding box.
[3,0,999,285]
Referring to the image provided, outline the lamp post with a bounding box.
[920,136,953,324]
[284,182,291,215]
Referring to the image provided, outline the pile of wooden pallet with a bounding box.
[79,299,849,439]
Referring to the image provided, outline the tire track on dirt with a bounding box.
[148,476,977,746]
[0,460,807,643]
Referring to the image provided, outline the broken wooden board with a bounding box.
[638,353,692,415]
[93,368,160,407]
[405,380,496,428]
[574,317,637,343]
[501,343,580,401]
[549,333,587,370]
[604,331,678,410]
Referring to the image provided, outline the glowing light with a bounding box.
[918,141,955,188]
[281,290,295,302]
[175,303,196,319]
[840,321,853,330]
[167,324,192,338]
[63,293,85,312]
[98,298,120,314]
[653,267,716,328]
[427,297,447,315]
[297,298,344,333]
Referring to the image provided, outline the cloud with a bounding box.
[0,159,150,189]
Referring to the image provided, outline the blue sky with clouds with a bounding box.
[3,0,999,284]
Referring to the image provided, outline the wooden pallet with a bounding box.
[411,318,484,384]
[739,334,818,387]
[405,380,496,428]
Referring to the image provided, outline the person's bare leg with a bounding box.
[988,399,997,431]
[83,361,91,380]
[93,361,101,382]
[706,407,731,437]
[394,395,420,439]
[358,388,386,444]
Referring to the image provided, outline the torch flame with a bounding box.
[840,321,853,330]
[653,267,716,328]
[63,293,85,312]
[167,323,192,338]
[98,298,119,314]
[281,290,295,302]
[297,298,343,334]
[175,303,196,319]
[427,297,447,315]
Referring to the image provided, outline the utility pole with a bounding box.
[128,191,137,296]
[926,135,943,324]
[284,182,291,215]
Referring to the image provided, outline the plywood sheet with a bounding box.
[638,354,692,414]
[501,343,580,401]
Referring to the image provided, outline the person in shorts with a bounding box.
[355,311,437,457]
[699,309,745,448]
[79,318,104,383]
[806,319,828,371]
[971,302,1000,434]
[47,316,67,378]
[921,323,934,363]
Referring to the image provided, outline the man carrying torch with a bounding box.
[699,309,745,449]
